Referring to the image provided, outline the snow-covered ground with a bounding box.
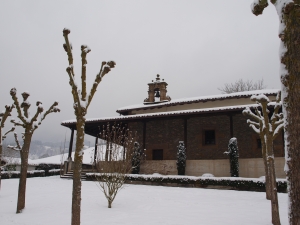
[0,176,288,225]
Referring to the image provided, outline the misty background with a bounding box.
[0,1,281,157]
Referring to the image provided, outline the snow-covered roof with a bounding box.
[62,102,277,126]
[116,89,279,113]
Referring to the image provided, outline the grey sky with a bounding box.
[0,1,281,144]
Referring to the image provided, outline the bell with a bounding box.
[155,91,160,98]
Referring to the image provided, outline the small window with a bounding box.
[257,139,262,149]
[152,149,163,160]
[204,130,215,145]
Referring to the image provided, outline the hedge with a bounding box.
[1,169,62,179]
[86,173,287,193]
[2,170,45,179]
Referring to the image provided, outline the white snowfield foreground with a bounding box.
[0,176,288,225]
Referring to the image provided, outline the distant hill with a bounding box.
[2,140,96,160]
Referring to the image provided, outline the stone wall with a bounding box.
[139,157,286,178]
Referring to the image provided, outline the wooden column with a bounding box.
[68,128,75,160]
[184,118,187,150]
[143,120,146,150]
[94,136,98,164]
[229,114,233,138]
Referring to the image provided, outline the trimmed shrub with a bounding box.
[176,141,186,175]
[224,137,239,177]
[2,170,45,179]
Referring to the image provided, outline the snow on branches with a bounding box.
[9,88,60,133]
[62,28,116,115]
[243,91,284,140]
[62,28,116,224]
[0,104,15,144]
[243,91,283,225]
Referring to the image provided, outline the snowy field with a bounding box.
[0,176,288,225]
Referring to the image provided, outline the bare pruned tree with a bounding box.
[94,123,140,208]
[7,88,60,213]
[218,78,266,94]
[243,91,283,225]
[0,104,14,189]
[62,28,116,225]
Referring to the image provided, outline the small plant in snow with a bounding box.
[224,137,239,177]
[176,141,186,175]
[94,123,138,208]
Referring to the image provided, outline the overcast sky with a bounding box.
[0,1,281,144]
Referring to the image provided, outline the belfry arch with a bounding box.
[144,74,171,104]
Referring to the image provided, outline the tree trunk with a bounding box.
[263,157,272,200]
[266,138,281,225]
[71,116,85,225]
[261,141,271,200]
[16,132,32,213]
[281,4,300,224]
[0,131,2,190]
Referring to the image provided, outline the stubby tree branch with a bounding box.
[7,132,22,151]
[10,88,27,124]
[39,101,60,124]
[10,119,25,128]
[86,61,116,109]
[0,104,15,128]
[251,0,269,16]
[81,45,91,101]
[3,126,15,140]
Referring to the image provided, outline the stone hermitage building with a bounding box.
[61,75,285,178]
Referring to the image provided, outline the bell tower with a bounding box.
[144,74,171,104]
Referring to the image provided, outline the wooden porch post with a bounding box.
[68,128,75,160]
[94,136,98,164]
[229,114,233,138]
[143,120,146,150]
[184,117,187,151]
[66,128,75,172]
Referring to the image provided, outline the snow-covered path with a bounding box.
[0,176,288,225]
